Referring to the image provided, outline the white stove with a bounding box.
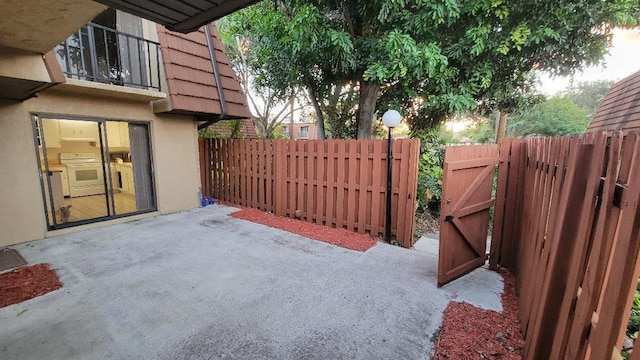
[59,153,106,197]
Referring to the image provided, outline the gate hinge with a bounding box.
[444,215,454,222]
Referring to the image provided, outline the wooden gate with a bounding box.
[438,145,499,286]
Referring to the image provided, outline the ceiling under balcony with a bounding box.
[91,0,260,33]
[2,0,259,53]
[0,0,107,53]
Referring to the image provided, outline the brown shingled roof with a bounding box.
[156,23,251,120]
[206,119,258,139]
[588,71,640,133]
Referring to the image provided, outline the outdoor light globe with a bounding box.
[382,110,402,128]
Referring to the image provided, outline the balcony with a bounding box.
[54,23,161,91]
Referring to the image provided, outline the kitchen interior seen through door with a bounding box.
[33,115,156,229]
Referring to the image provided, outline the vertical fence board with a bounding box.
[273,141,285,216]
[344,140,357,231]
[357,141,369,233]
[231,140,238,203]
[403,139,420,247]
[295,140,304,217]
[371,140,383,236]
[489,140,512,269]
[326,141,336,227]
[395,139,411,243]
[316,141,326,225]
[336,141,346,229]
[226,138,232,201]
[306,141,315,222]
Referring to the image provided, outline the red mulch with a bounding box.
[0,263,62,308]
[225,203,378,252]
[433,269,525,359]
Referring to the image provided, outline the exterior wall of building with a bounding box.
[0,84,200,247]
[284,122,319,140]
[0,48,51,82]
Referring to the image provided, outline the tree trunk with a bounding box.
[308,88,326,140]
[356,80,380,139]
[496,110,508,144]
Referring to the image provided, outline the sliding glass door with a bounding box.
[33,114,156,230]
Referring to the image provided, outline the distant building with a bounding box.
[282,122,319,140]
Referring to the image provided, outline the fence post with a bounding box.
[273,140,285,216]
[489,139,511,270]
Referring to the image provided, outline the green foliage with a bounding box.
[623,280,640,358]
[436,126,460,145]
[198,128,223,139]
[413,130,445,214]
[565,80,614,119]
[219,0,639,139]
[229,120,243,139]
[628,280,640,337]
[508,96,590,137]
[460,118,495,144]
[271,125,289,139]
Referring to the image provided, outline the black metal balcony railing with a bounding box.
[55,23,161,91]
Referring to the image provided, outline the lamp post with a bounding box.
[382,109,401,243]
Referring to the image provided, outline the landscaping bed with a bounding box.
[0,263,62,308]
[227,204,378,251]
[433,269,524,359]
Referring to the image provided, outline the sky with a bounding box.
[538,28,640,95]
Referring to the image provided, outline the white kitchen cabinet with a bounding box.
[51,166,70,197]
[120,122,130,147]
[106,121,121,148]
[41,119,61,148]
[105,121,130,148]
[59,120,99,141]
[114,164,135,195]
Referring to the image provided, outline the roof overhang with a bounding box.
[0,0,107,53]
[91,0,261,33]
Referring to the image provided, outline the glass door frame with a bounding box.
[31,113,157,230]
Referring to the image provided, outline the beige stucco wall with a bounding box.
[0,84,200,247]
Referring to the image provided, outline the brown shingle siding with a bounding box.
[156,23,250,119]
[589,71,640,133]
[205,118,258,139]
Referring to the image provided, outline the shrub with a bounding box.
[413,130,445,214]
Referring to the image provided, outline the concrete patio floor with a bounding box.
[0,205,503,360]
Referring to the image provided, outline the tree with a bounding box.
[216,14,306,139]
[220,0,638,139]
[507,96,590,137]
[565,80,614,119]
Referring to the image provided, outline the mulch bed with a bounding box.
[433,269,525,359]
[224,203,378,252]
[0,263,62,309]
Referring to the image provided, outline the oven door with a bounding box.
[66,164,106,197]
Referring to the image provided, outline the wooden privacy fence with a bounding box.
[490,131,640,359]
[199,138,420,248]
